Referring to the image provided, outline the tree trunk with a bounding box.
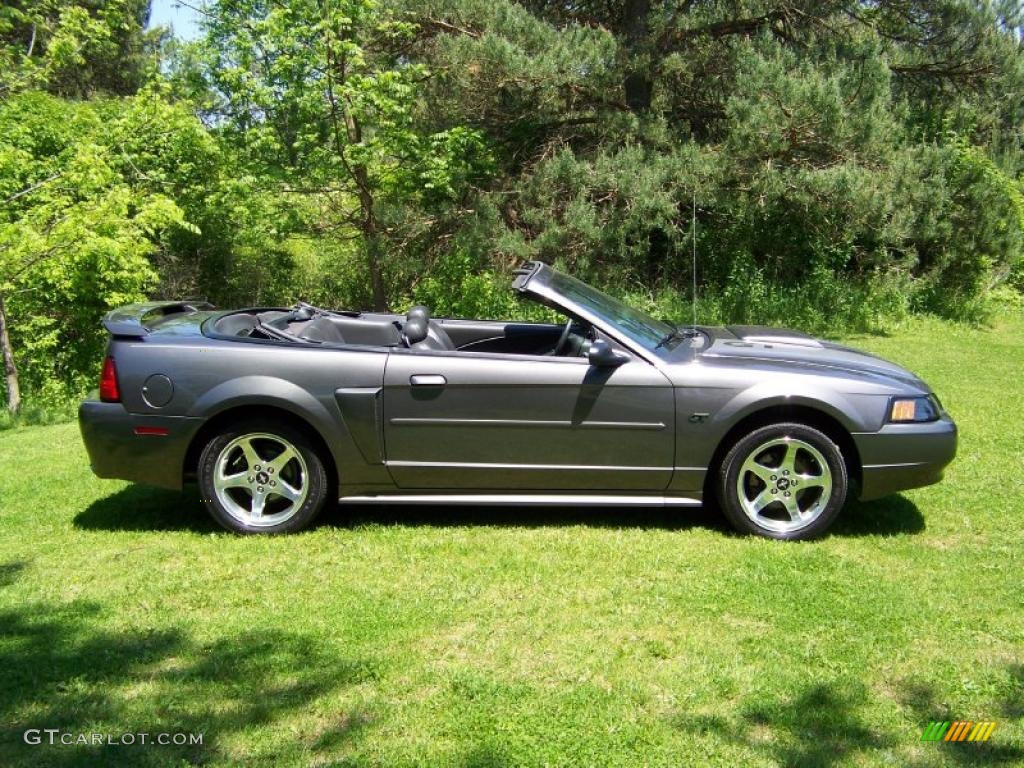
[353,164,388,312]
[624,73,652,111]
[622,0,652,112]
[332,74,389,312]
[365,230,388,313]
[0,293,22,416]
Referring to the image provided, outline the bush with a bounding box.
[0,400,77,431]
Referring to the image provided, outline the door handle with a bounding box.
[410,374,447,387]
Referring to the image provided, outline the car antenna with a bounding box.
[691,190,698,332]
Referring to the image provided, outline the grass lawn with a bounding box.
[1,315,1022,767]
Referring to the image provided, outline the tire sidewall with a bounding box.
[198,419,329,534]
[718,422,848,541]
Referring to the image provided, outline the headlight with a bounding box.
[888,395,941,423]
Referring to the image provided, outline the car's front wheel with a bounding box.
[198,420,329,534]
[717,422,848,540]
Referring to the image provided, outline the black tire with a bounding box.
[717,422,848,541]
[197,419,329,534]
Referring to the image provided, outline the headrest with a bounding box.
[407,305,430,322]
[403,315,429,345]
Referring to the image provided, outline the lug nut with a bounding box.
[254,464,261,471]
[270,480,276,487]
[784,491,791,497]
[771,475,777,481]
[257,486,264,493]
[771,489,778,494]
[268,467,274,474]
[783,470,789,476]
[248,476,254,483]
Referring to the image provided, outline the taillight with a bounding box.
[99,356,121,402]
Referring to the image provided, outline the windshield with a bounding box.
[545,272,676,352]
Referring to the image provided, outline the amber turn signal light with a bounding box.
[889,396,940,423]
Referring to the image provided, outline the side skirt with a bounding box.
[337,493,702,507]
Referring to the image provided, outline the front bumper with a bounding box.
[853,416,957,501]
[78,399,204,490]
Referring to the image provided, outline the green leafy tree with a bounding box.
[0,92,190,414]
[1,0,159,98]
[197,0,492,310]
[394,0,1024,325]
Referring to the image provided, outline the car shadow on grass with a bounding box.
[75,484,925,538]
[334,501,731,532]
[74,484,732,534]
[74,484,220,533]
[342,494,925,537]
[829,494,925,537]
[0,559,377,767]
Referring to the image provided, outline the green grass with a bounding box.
[1,316,1022,767]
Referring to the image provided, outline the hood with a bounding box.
[699,325,929,391]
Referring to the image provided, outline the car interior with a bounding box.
[208,304,595,358]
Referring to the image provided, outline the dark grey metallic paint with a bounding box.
[79,262,956,511]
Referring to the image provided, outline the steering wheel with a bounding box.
[551,317,574,356]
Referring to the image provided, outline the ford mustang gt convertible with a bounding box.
[79,261,956,539]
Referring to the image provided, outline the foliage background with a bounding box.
[1,0,1023,413]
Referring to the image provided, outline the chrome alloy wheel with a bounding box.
[213,432,309,527]
[735,437,833,534]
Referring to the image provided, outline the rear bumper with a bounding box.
[78,399,204,490]
[853,417,957,501]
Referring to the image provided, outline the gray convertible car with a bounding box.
[79,261,956,539]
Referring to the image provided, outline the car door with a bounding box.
[381,347,675,491]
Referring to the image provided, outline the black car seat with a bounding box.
[403,306,456,351]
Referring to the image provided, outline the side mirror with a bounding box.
[587,339,630,367]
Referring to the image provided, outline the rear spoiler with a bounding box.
[103,301,215,338]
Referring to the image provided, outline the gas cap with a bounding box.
[142,374,174,408]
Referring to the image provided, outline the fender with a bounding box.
[671,380,877,492]
[187,375,378,487]
[189,375,335,422]
[714,385,867,434]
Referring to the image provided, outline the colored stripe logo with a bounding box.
[921,721,996,742]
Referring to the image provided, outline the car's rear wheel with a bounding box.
[717,422,848,540]
[198,420,328,534]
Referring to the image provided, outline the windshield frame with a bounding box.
[516,262,687,361]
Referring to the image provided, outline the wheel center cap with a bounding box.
[256,471,270,485]
[776,477,790,491]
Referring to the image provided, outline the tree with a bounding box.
[0,91,190,414]
[0,0,159,98]
[391,0,1023,326]
[197,0,491,311]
